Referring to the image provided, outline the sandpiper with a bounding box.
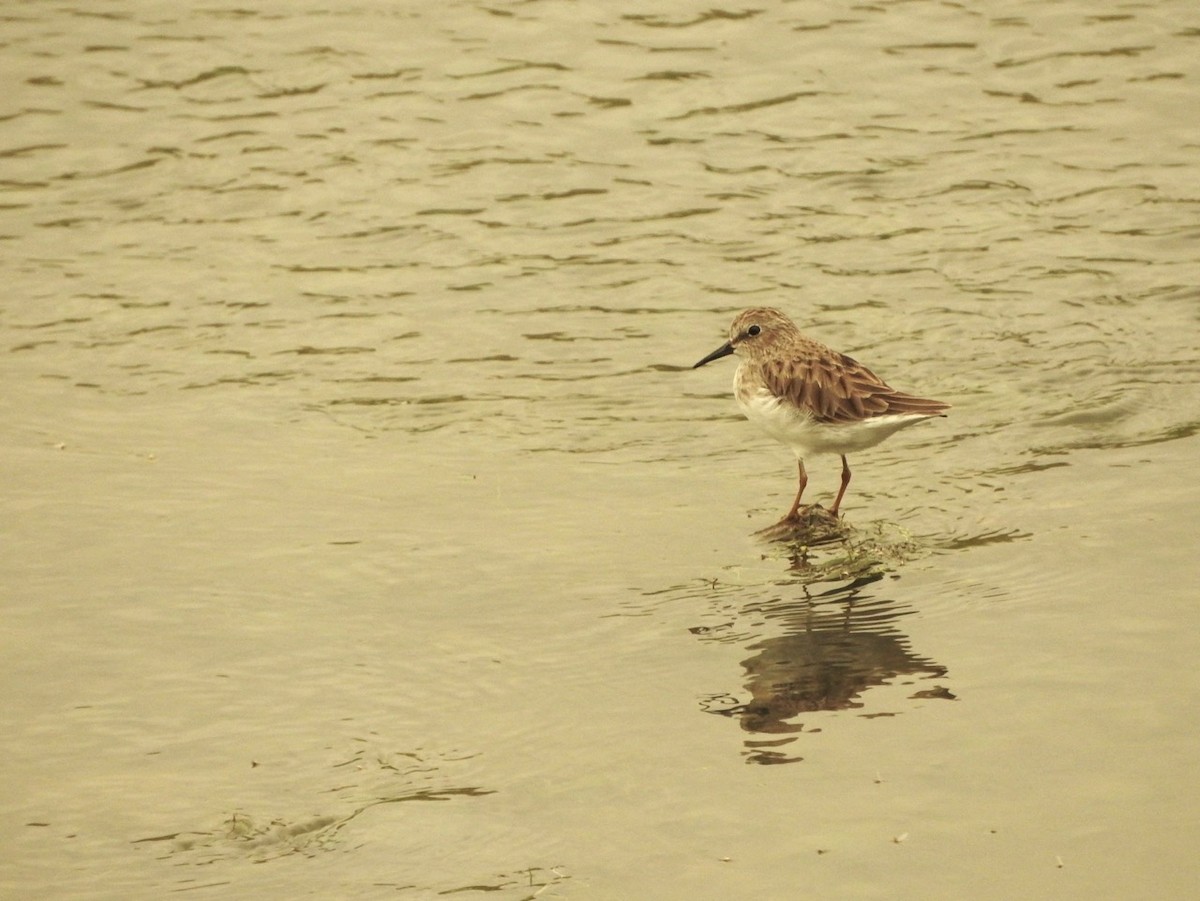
[693,307,949,521]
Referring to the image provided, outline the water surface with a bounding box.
[3,2,1199,898]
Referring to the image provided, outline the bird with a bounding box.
[693,307,949,521]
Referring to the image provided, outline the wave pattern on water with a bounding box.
[5,2,1200,897]
[4,3,1197,466]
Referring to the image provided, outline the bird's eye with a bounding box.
[747,324,761,337]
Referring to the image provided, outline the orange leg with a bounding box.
[829,455,851,516]
[784,460,808,520]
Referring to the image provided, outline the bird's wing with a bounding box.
[761,348,950,424]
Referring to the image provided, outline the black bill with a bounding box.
[693,341,734,368]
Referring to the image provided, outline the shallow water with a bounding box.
[3,1,1199,898]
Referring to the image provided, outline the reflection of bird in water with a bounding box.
[706,586,949,742]
[735,627,947,734]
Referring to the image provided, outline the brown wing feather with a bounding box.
[763,348,949,424]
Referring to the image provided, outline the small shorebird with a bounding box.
[693,307,949,521]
